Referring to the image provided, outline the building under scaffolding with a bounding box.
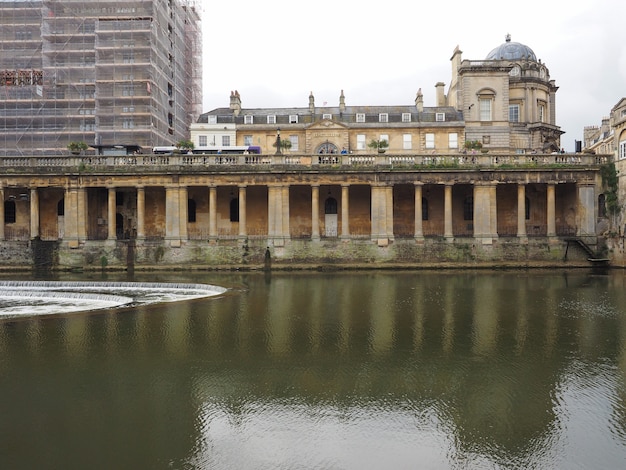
[0,0,202,155]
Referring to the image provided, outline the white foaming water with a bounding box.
[0,281,227,318]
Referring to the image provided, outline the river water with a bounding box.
[1,269,625,469]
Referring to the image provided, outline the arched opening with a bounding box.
[4,200,16,224]
[316,142,339,155]
[229,198,239,222]
[188,199,196,223]
[324,196,338,237]
[463,196,474,221]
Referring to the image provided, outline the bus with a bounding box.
[152,146,261,155]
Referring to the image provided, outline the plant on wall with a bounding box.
[368,138,389,152]
[176,139,195,151]
[464,140,483,151]
[67,141,88,154]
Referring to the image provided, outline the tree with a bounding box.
[176,139,194,151]
[67,141,88,154]
[367,138,389,152]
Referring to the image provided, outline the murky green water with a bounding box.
[1,270,626,469]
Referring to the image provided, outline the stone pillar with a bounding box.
[547,183,556,237]
[311,184,320,240]
[473,183,497,244]
[371,184,385,241]
[576,183,596,240]
[0,187,4,240]
[341,184,350,239]
[29,188,39,239]
[444,183,453,240]
[65,187,80,248]
[107,187,116,241]
[517,184,527,240]
[268,184,282,238]
[136,186,145,241]
[386,184,394,241]
[179,186,188,241]
[414,183,424,241]
[282,185,290,240]
[77,188,87,242]
[165,185,181,246]
[238,185,247,238]
[209,185,217,239]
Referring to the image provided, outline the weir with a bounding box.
[0,281,227,318]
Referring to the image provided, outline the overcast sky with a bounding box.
[200,0,625,151]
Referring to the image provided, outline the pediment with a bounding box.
[306,119,349,131]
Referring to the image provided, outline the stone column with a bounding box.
[473,183,497,244]
[179,186,188,241]
[29,188,39,239]
[341,184,350,239]
[65,187,80,248]
[414,183,424,241]
[107,187,116,241]
[547,183,556,237]
[516,184,527,240]
[165,185,181,246]
[238,185,247,238]
[209,185,217,239]
[311,184,320,240]
[77,188,87,242]
[386,184,394,241]
[268,184,282,238]
[576,183,596,239]
[136,186,145,241]
[444,183,453,240]
[282,185,290,240]
[0,187,4,240]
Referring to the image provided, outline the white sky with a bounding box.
[200,0,626,151]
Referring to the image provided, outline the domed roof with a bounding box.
[486,34,537,61]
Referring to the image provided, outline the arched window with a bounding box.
[57,199,64,216]
[463,196,473,221]
[4,201,16,224]
[598,194,607,218]
[188,199,196,223]
[316,142,339,154]
[422,197,429,221]
[229,198,239,222]
[324,197,338,214]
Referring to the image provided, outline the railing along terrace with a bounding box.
[0,153,611,170]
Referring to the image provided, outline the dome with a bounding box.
[486,34,537,61]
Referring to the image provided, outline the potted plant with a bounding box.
[368,138,389,153]
[272,139,292,152]
[67,141,88,155]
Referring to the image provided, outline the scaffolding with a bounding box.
[0,0,202,155]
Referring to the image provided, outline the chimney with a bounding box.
[435,82,446,106]
[229,90,241,117]
[339,90,346,113]
[415,88,423,112]
[309,91,315,113]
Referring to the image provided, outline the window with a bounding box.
[379,113,388,123]
[267,115,276,124]
[122,118,134,129]
[509,105,520,122]
[425,133,435,149]
[356,113,365,123]
[222,135,231,146]
[464,196,473,221]
[198,135,207,146]
[357,134,366,150]
[244,115,253,124]
[402,113,411,123]
[599,194,607,218]
[289,115,298,124]
[289,135,298,151]
[403,134,412,150]
[122,85,134,96]
[188,199,196,223]
[4,201,16,224]
[323,113,332,120]
[479,99,492,121]
[436,113,445,122]
[244,135,253,146]
[620,140,626,160]
[538,104,545,122]
[448,133,458,149]
[207,115,217,124]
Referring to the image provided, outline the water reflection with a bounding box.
[1,271,626,469]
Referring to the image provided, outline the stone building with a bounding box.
[0,35,610,270]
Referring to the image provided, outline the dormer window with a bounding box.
[289,114,298,123]
[379,113,388,123]
[207,115,217,124]
[267,115,276,124]
[402,113,411,123]
[244,115,253,124]
[436,113,445,122]
[323,113,332,120]
[356,113,365,123]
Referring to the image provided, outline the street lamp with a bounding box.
[275,127,282,155]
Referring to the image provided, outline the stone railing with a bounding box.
[0,152,612,170]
